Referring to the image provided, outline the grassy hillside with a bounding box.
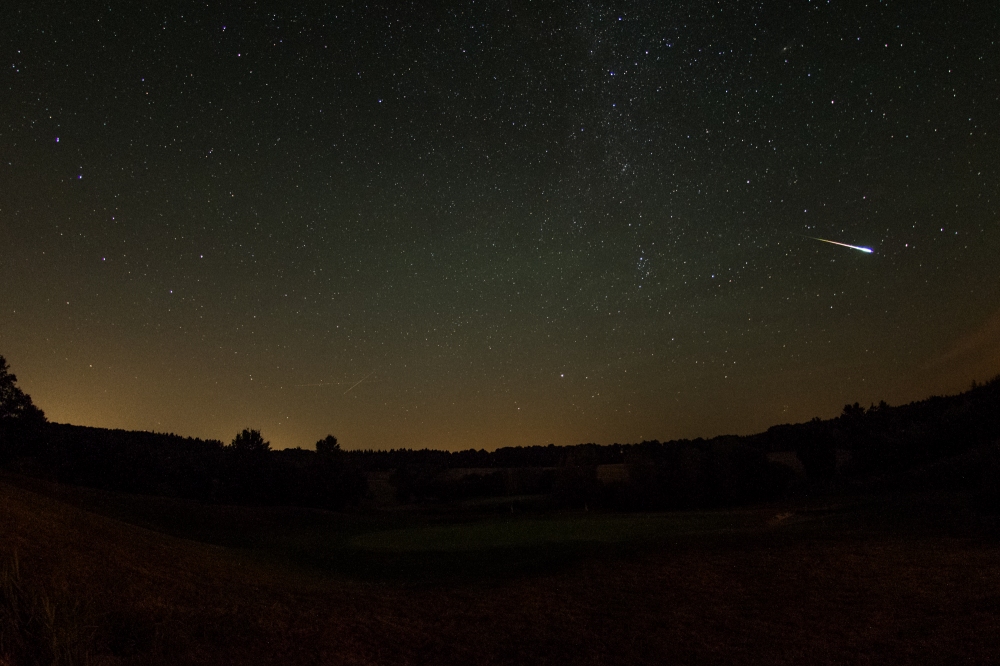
[3,477,1000,664]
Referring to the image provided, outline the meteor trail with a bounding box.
[344,370,376,394]
[804,236,873,254]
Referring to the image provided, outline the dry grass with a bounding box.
[0,551,92,666]
[2,479,1000,664]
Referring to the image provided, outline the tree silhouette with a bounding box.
[230,428,270,454]
[0,355,46,425]
[0,355,47,463]
[316,435,340,455]
[224,429,272,504]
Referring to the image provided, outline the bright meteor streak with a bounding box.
[805,236,873,254]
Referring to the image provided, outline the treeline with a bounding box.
[1,424,366,510]
[2,353,999,512]
[354,444,620,470]
[348,375,1000,505]
[0,424,792,511]
[742,376,1000,482]
[361,375,1000,479]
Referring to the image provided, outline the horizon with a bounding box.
[38,372,998,453]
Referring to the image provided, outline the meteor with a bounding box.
[804,236,873,254]
[344,370,376,394]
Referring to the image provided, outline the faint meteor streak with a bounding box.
[344,370,376,394]
[804,236,873,254]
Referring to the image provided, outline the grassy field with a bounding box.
[2,476,1000,664]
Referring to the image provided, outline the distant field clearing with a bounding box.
[348,512,749,552]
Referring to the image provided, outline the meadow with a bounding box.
[3,474,1000,665]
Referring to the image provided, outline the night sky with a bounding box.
[2,1,998,451]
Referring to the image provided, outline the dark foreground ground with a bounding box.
[2,476,999,665]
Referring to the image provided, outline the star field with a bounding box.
[2,1,998,450]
